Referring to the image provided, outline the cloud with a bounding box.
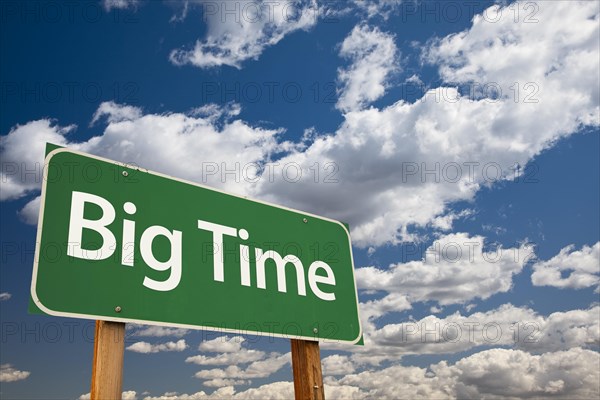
[189,102,241,121]
[324,302,599,368]
[357,293,412,340]
[221,382,294,399]
[91,101,142,125]
[101,0,139,12]
[193,352,290,381]
[0,364,30,382]
[0,120,72,201]
[128,325,190,338]
[128,325,189,338]
[139,388,231,400]
[203,379,250,388]
[322,355,356,376]
[143,382,365,399]
[430,305,443,314]
[521,306,600,353]
[367,304,600,357]
[425,1,599,121]
[144,347,600,399]
[352,0,403,19]
[450,347,599,399]
[355,233,533,305]
[126,339,188,354]
[336,25,399,112]
[329,363,453,399]
[169,0,318,69]
[330,347,600,400]
[79,390,137,400]
[0,292,11,301]
[17,195,40,225]
[142,383,291,400]
[186,349,266,366]
[189,338,290,388]
[532,242,600,290]
[123,392,138,400]
[0,101,287,223]
[198,336,246,353]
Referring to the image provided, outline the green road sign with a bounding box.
[31,146,362,344]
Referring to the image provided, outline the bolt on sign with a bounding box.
[30,145,362,344]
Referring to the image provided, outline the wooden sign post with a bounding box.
[91,321,126,400]
[291,339,325,400]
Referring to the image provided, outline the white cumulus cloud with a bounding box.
[194,352,290,381]
[169,0,318,69]
[355,233,533,305]
[322,354,356,376]
[337,24,399,112]
[198,336,246,353]
[367,304,600,357]
[126,339,188,354]
[145,347,600,399]
[352,0,403,20]
[79,390,137,400]
[329,347,600,399]
[0,101,287,223]
[128,325,190,338]
[17,195,40,225]
[186,349,266,366]
[532,242,600,290]
[0,364,30,382]
[0,120,72,201]
[101,0,139,12]
[203,379,250,388]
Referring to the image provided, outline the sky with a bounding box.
[0,0,599,399]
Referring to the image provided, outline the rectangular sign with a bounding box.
[31,146,362,344]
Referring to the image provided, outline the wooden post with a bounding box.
[91,321,126,400]
[291,339,325,400]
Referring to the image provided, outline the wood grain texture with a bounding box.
[91,321,125,400]
[291,339,325,400]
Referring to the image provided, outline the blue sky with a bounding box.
[1,1,599,399]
